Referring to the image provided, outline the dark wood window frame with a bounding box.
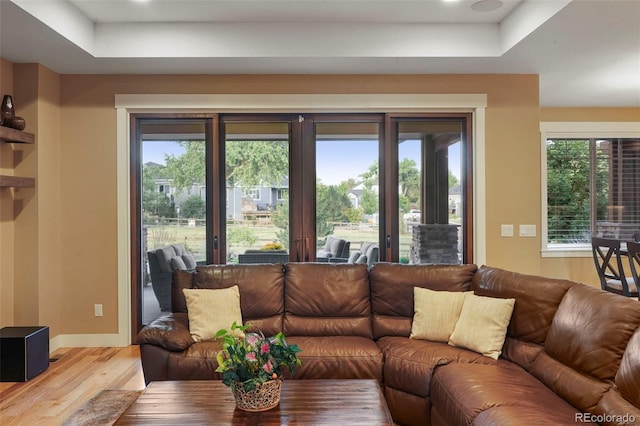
[130,111,473,337]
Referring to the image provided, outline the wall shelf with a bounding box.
[0,126,35,144]
[0,175,35,188]
[0,126,36,188]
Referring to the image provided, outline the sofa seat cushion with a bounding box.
[165,341,224,381]
[377,336,498,398]
[431,363,594,425]
[286,336,382,381]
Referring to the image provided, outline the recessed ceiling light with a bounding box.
[471,0,503,12]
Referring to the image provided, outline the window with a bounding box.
[276,188,287,201]
[541,122,640,255]
[244,188,261,201]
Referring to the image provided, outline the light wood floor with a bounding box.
[0,346,145,426]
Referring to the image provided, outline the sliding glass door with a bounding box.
[222,121,292,264]
[131,112,472,335]
[393,116,472,264]
[314,119,382,266]
[132,117,211,330]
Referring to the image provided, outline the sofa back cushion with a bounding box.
[530,284,640,412]
[616,327,640,411]
[370,263,476,339]
[172,264,285,336]
[283,263,372,338]
[472,266,574,345]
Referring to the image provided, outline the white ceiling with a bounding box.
[1,0,639,107]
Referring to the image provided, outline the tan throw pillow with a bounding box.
[410,288,470,343]
[183,286,243,342]
[448,294,515,360]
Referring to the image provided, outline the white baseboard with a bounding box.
[49,334,127,353]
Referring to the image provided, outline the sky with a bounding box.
[143,139,462,185]
[143,141,186,165]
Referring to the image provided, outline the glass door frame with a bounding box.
[130,110,473,335]
[385,113,473,264]
[130,113,215,335]
[301,113,386,262]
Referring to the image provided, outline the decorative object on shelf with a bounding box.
[215,322,301,412]
[1,94,27,131]
[1,94,15,124]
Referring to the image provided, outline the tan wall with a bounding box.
[56,73,544,336]
[35,65,62,336]
[0,58,15,327]
[2,65,638,338]
[1,63,63,334]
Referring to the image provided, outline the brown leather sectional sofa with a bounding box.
[136,262,640,425]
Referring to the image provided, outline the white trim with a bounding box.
[473,107,487,266]
[540,121,640,135]
[115,94,488,112]
[116,107,132,347]
[116,93,487,344]
[50,334,123,353]
[541,247,592,258]
[540,121,640,256]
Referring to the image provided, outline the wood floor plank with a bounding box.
[0,346,145,425]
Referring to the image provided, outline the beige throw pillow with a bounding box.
[448,294,515,360]
[183,286,243,342]
[410,288,470,343]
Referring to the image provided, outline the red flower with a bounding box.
[263,361,273,374]
[260,341,270,355]
[246,352,257,362]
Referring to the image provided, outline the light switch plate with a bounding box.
[501,224,514,237]
[519,224,536,237]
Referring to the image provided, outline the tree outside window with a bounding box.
[546,138,640,246]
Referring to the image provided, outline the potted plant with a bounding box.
[215,322,302,412]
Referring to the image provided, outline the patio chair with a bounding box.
[317,236,350,262]
[147,244,197,311]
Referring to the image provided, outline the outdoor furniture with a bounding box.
[317,236,350,261]
[147,244,196,311]
[347,241,379,269]
[238,250,289,264]
[591,237,637,298]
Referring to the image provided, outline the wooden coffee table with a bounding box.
[115,379,393,425]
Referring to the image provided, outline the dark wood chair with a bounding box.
[625,240,640,301]
[591,237,638,298]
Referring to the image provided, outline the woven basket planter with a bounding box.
[232,379,282,412]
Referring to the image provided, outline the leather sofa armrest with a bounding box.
[136,313,194,352]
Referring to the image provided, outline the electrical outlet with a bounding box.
[94,304,103,317]
[501,224,514,237]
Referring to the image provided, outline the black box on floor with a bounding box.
[0,326,49,382]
